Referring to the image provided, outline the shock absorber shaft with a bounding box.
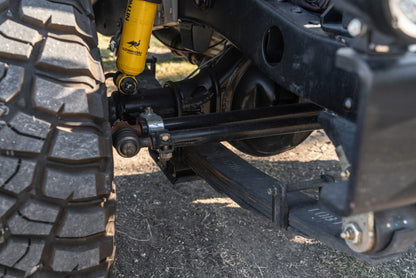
[116,0,160,94]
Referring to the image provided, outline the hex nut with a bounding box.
[341,222,362,245]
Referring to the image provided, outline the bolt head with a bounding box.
[144,107,154,115]
[120,77,137,95]
[160,133,171,142]
[344,98,353,110]
[109,41,116,52]
[341,170,350,180]
[348,18,367,37]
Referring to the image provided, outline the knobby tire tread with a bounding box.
[0,0,115,277]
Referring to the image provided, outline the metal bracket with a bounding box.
[154,0,178,26]
[268,185,288,229]
[269,175,335,228]
[156,131,174,161]
[140,107,165,134]
[341,212,375,253]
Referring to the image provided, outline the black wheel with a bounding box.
[0,1,114,277]
[226,61,311,157]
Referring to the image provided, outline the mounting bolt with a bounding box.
[341,170,350,180]
[267,187,279,197]
[119,77,137,95]
[144,107,154,115]
[348,18,367,37]
[340,222,362,244]
[340,228,354,240]
[159,133,171,142]
[344,98,353,110]
[109,40,117,52]
[159,145,173,161]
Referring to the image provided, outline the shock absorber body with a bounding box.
[116,0,160,94]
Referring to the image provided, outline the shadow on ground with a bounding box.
[113,158,416,277]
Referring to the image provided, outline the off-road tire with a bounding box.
[0,1,114,277]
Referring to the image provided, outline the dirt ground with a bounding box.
[111,131,416,277]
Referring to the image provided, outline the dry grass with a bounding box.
[98,34,197,84]
[155,60,197,84]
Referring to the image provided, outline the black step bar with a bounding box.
[182,143,406,263]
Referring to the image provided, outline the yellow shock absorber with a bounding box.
[116,0,160,94]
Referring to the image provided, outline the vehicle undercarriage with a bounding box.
[0,0,414,276]
[100,0,416,263]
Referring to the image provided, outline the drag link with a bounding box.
[112,103,322,158]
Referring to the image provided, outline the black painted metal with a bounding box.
[166,114,320,148]
[334,0,416,44]
[109,87,177,122]
[108,47,244,122]
[184,142,416,262]
[320,48,416,216]
[287,175,335,192]
[181,143,309,223]
[319,111,356,165]
[163,103,320,130]
[179,0,359,120]
[371,206,416,254]
[349,50,416,214]
[225,60,313,157]
[288,204,411,263]
[93,0,126,36]
[149,148,198,184]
